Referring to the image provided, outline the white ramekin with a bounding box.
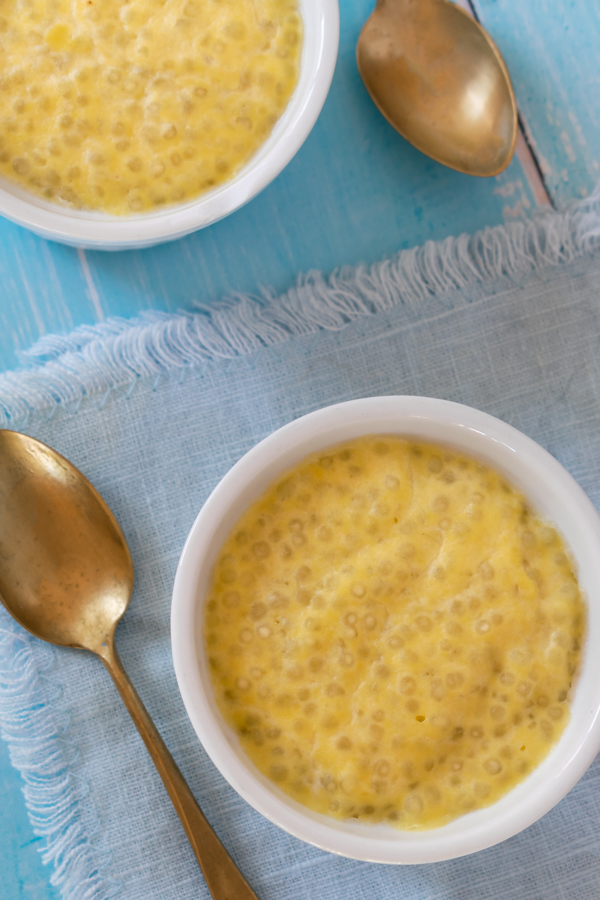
[171,396,600,864]
[0,0,339,250]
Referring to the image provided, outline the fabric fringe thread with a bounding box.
[1,189,600,900]
[0,614,115,899]
[1,187,600,429]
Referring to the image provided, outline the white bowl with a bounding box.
[0,0,339,250]
[171,396,600,864]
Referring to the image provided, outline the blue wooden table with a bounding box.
[1,0,599,896]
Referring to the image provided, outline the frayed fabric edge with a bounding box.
[1,189,600,429]
[0,611,117,900]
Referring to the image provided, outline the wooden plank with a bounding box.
[0,0,539,373]
[473,0,600,208]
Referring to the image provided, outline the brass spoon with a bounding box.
[356,0,518,176]
[0,430,259,900]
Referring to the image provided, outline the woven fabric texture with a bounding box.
[1,221,600,899]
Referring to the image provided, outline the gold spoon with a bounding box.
[0,430,259,900]
[356,0,518,176]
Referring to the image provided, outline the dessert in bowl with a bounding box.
[0,0,339,249]
[171,397,600,863]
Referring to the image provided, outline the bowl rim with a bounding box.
[171,396,600,864]
[0,0,339,249]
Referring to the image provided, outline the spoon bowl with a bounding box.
[0,430,132,652]
[356,0,518,176]
[0,430,260,900]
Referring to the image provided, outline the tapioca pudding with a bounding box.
[0,0,302,214]
[203,436,585,830]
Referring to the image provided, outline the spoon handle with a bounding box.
[99,643,260,900]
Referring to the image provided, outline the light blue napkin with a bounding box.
[1,194,600,900]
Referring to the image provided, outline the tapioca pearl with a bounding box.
[415,615,432,632]
[424,453,443,474]
[249,602,267,620]
[127,194,143,211]
[364,614,377,630]
[219,568,236,584]
[517,682,532,697]
[12,157,30,175]
[548,705,564,721]
[252,540,270,559]
[540,719,554,739]
[352,583,365,597]
[475,619,490,634]
[257,625,271,638]
[265,726,282,740]
[236,677,251,691]
[295,588,311,607]
[325,683,345,697]
[294,565,311,582]
[430,679,445,701]
[321,715,338,730]
[446,672,464,689]
[340,652,354,668]
[267,590,288,612]
[400,676,416,695]
[388,635,404,649]
[239,628,253,643]
[223,591,240,609]
[483,758,502,775]
[336,735,352,751]
[304,655,324,675]
[315,524,333,543]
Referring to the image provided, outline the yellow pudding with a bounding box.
[0,0,301,214]
[204,437,585,830]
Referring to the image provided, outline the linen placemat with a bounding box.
[1,195,600,900]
